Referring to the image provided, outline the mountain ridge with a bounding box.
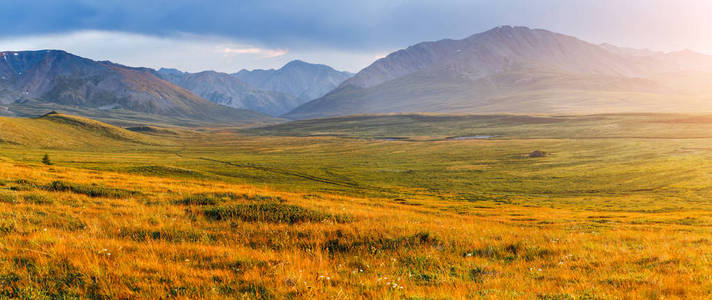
[286,26,712,119]
[0,50,274,124]
[156,68,299,116]
[234,60,352,102]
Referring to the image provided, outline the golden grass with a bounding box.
[1,158,711,299]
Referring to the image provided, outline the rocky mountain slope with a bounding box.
[286,26,712,119]
[0,50,273,124]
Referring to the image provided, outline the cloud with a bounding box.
[222,47,288,58]
[0,30,377,72]
[1,0,711,72]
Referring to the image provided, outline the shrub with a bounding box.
[9,179,37,191]
[175,193,284,206]
[23,193,55,205]
[42,154,52,165]
[43,181,138,198]
[464,242,555,262]
[175,193,237,206]
[204,203,350,224]
[468,267,488,283]
[0,191,18,204]
[323,231,439,255]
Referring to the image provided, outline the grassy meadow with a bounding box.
[2,113,712,298]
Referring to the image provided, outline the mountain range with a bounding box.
[286,26,712,119]
[4,26,712,124]
[157,60,352,116]
[156,68,299,116]
[0,50,273,124]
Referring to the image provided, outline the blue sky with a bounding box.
[1,0,710,72]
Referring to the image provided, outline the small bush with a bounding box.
[468,267,488,283]
[464,242,555,262]
[0,220,15,234]
[412,273,440,286]
[175,193,236,206]
[117,227,209,243]
[176,192,285,206]
[44,181,138,198]
[0,191,19,204]
[204,203,350,224]
[323,231,440,255]
[8,179,37,191]
[42,154,52,165]
[23,193,55,205]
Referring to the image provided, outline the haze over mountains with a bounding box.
[3,26,712,124]
[286,26,712,119]
[156,68,299,116]
[157,61,352,116]
[234,60,353,103]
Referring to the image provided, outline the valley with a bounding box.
[2,113,712,298]
[2,21,712,299]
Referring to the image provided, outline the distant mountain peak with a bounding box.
[284,59,309,66]
[233,60,353,102]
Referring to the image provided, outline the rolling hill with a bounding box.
[0,50,275,124]
[286,26,712,119]
[0,112,168,148]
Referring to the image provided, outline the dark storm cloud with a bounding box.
[0,0,534,50]
[1,0,710,72]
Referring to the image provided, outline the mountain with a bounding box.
[156,69,298,116]
[233,60,353,103]
[0,50,274,124]
[286,26,712,119]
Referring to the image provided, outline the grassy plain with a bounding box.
[2,113,712,298]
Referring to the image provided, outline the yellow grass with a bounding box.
[1,158,710,299]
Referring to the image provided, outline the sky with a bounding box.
[1,0,711,73]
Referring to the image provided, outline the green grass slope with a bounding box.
[0,112,169,149]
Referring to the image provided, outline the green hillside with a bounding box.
[0,112,169,149]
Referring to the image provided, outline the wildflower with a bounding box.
[538,268,542,272]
